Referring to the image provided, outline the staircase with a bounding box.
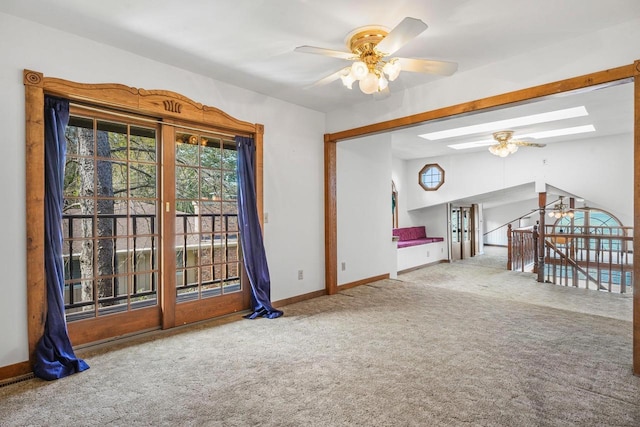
[507,223,633,293]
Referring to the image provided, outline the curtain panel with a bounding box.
[235,136,283,319]
[34,96,89,380]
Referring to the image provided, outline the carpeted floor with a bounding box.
[1,248,639,426]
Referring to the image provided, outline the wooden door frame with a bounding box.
[471,203,480,257]
[324,62,640,374]
[23,70,263,374]
[462,206,471,260]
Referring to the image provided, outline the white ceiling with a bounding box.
[2,0,640,114]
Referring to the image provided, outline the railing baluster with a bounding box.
[183,215,188,287]
[132,216,138,295]
[112,216,118,299]
[540,225,632,293]
[151,217,156,292]
[224,214,230,281]
[68,217,75,306]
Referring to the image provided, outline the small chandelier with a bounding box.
[547,196,574,219]
[338,27,402,95]
[340,58,401,95]
[488,131,522,157]
[488,142,518,157]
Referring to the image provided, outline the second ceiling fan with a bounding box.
[488,130,547,157]
[295,17,457,96]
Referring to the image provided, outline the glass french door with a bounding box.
[451,206,472,261]
[63,107,162,344]
[169,127,249,326]
[62,107,250,344]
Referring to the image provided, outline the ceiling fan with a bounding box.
[488,130,546,157]
[294,17,457,96]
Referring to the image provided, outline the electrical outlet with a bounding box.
[341,262,346,271]
[427,251,430,257]
[298,270,303,280]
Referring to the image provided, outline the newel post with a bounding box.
[532,222,539,274]
[537,192,546,283]
[507,224,512,270]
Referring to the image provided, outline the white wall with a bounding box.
[484,199,540,246]
[0,13,325,368]
[402,135,633,225]
[394,133,632,248]
[407,204,451,256]
[337,134,392,284]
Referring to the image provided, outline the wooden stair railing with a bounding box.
[507,224,538,272]
[506,224,633,294]
[543,237,605,290]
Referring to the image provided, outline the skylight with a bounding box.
[419,106,589,141]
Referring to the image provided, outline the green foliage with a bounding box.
[64,117,158,204]
[176,133,238,203]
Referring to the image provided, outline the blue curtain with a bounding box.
[235,136,283,319]
[34,96,90,380]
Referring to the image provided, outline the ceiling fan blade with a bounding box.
[515,142,547,148]
[398,58,458,76]
[294,45,354,60]
[304,67,348,89]
[376,17,428,56]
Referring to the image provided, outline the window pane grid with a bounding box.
[175,131,242,302]
[63,112,159,321]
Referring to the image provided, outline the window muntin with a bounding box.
[554,208,625,251]
[419,163,444,191]
[63,112,159,320]
[174,132,241,301]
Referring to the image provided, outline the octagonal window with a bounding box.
[419,163,444,191]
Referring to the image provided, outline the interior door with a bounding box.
[451,206,472,261]
[451,207,462,261]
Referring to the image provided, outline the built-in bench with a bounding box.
[392,226,446,272]
[393,226,444,247]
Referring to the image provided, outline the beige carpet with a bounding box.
[1,249,639,426]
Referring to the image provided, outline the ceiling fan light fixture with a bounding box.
[488,143,516,157]
[378,74,389,91]
[383,59,401,81]
[359,72,379,94]
[340,68,355,89]
[350,61,369,80]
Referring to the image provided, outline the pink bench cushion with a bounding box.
[393,226,426,241]
[396,237,444,248]
[393,226,443,248]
